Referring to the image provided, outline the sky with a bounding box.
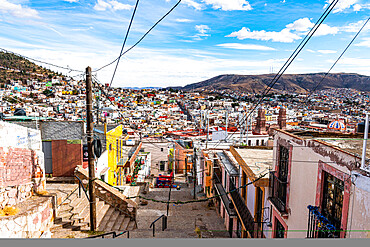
[0,0,369,88]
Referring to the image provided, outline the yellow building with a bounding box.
[105,125,129,186]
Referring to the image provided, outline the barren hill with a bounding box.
[180,73,370,93]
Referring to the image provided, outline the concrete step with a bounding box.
[98,207,115,231]
[111,214,127,232]
[97,204,110,227]
[127,220,137,231]
[69,197,85,208]
[101,210,120,232]
[83,201,105,224]
[119,217,131,231]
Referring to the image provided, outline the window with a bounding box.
[261,140,265,146]
[256,140,260,146]
[277,145,289,203]
[275,218,285,238]
[161,148,164,152]
[160,161,165,171]
[320,172,344,238]
[270,145,289,213]
[248,140,251,146]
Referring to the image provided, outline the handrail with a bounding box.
[86,230,130,239]
[56,186,79,208]
[116,230,130,238]
[86,231,117,239]
[75,174,134,220]
[75,175,90,200]
[95,194,134,220]
[149,214,167,237]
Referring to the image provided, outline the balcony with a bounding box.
[268,171,288,214]
[229,177,255,235]
[307,205,338,238]
[213,173,236,217]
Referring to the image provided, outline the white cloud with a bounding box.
[227,17,338,43]
[183,0,203,10]
[341,19,370,32]
[0,0,40,19]
[355,38,370,48]
[325,0,358,13]
[195,24,210,36]
[64,0,79,3]
[202,0,252,11]
[317,50,337,54]
[226,27,301,43]
[353,3,362,11]
[217,43,276,51]
[94,0,133,11]
[286,18,313,32]
[314,24,339,36]
[175,18,193,23]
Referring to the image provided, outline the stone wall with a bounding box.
[0,196,54,238]
[0,122,46,208]
[75,166,137,220]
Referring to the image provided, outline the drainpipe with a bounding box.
[361,113,369,170]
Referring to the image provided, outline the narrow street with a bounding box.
[127,177,230,238]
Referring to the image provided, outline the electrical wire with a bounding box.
[305,17,370,101]
[109,0,141,88]
[93,0,182,73]
[211,0,339,149]
[0,47,84,73]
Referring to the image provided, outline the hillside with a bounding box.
[0,51,63,87]
[180,73,370,94]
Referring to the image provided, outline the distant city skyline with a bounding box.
[0,0,369,88]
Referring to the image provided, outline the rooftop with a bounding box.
[216,151,239,176]
[232,147,273,180]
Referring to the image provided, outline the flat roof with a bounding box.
[315,138,370,159]
[216,151,239,176]
[233,148,273,179]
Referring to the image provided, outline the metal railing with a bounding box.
[149,214,167,237]
[307,205,338,238]
[268,171,288,213]
[86,231,130,239]
[229,178,254,236]
[75,175,90,200]
[75,175,134,220]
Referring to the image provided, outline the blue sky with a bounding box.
[0,0,369,88]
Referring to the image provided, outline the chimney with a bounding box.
[254,108,266,134]
[278,107,287,130]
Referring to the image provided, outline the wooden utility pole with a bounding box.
[193,147,197,199]
[86,66,97,231]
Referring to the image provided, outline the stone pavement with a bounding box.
[126,178,230,239]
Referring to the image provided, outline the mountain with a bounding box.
[0,51,63,86]
[179,73,370,93]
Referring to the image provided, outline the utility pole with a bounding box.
[96,94,100,125]
[206,109,209,149]
[225,110,228,142]
[193,147,197,199]
[86,66,97,231]
[361,113,369,170]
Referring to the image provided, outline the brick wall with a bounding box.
[0,147,45,207]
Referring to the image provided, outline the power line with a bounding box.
[93,0,182,73]
[109,0,141,88]
[0,47,84,73]
[306,17,370,100]
[211,0,339,149]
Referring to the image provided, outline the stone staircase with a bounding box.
[48,183,136,238]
